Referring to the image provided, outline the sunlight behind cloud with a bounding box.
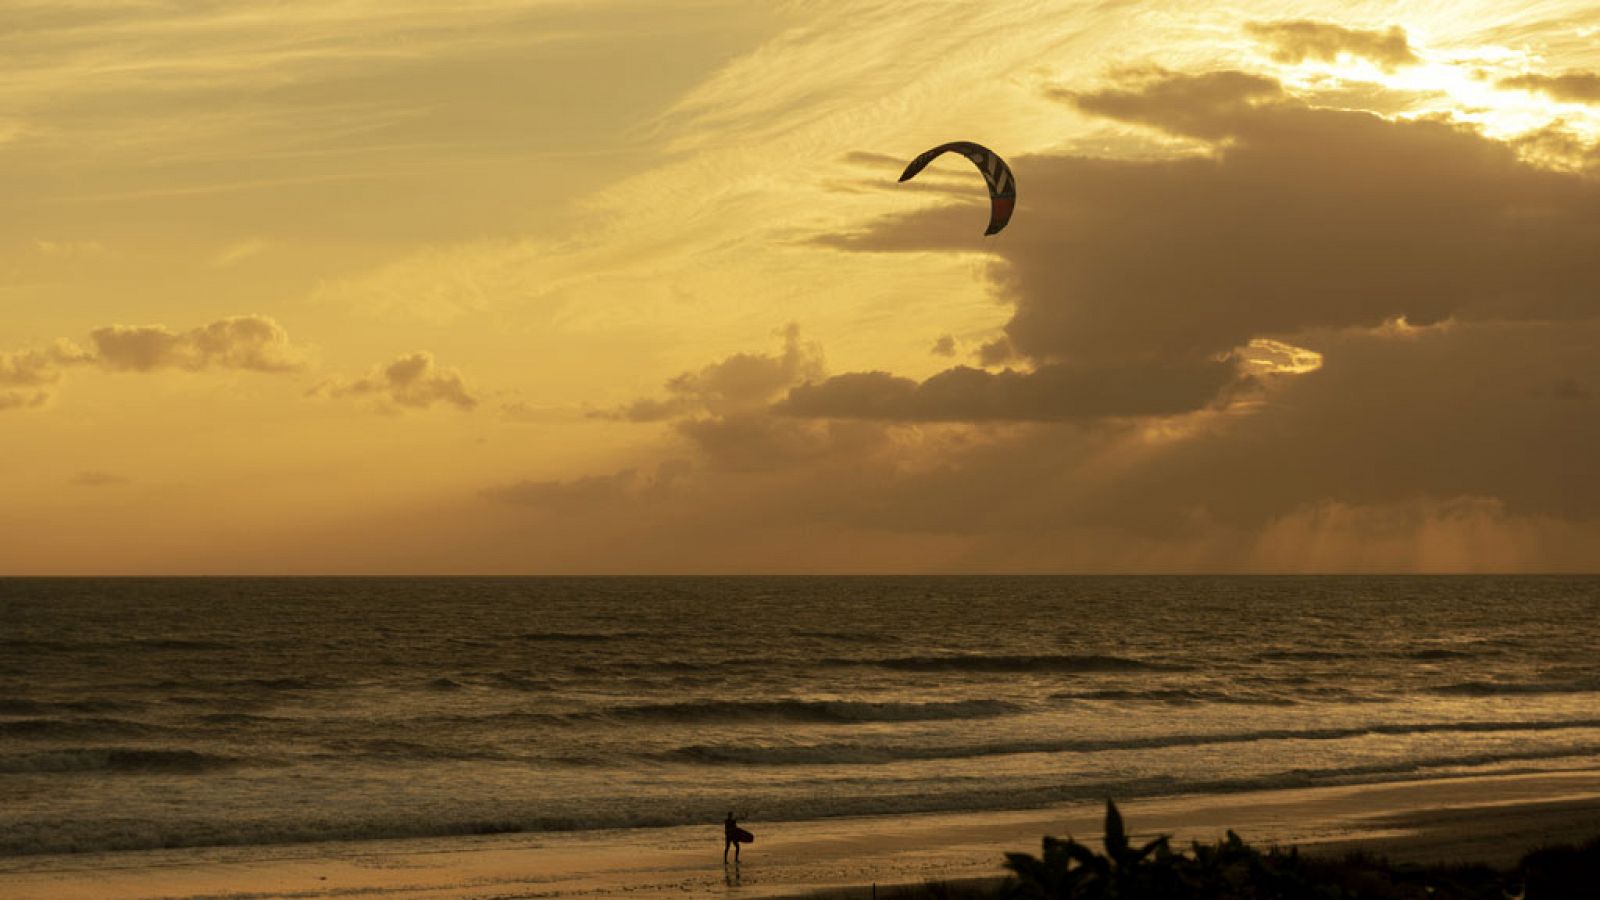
[1240,339,1324,375]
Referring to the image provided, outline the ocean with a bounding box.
[2,576,1598,858]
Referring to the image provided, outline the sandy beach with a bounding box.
[3,768,1597,899]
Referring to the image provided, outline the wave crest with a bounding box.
[665,717,1600,766]
[0,748,243,774]
[599,698,1020,724]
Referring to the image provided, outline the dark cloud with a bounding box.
[977,338,1014,366]
[1245,20,1419,71]
[783,323,1597,539]
[90,315,303,372]
[797,69,1600,424]
[584,330,893,474]
[475,66,1600,571]
[1508,124,1600,174]
[479,320,1600,571]
[835,69,1600,370]
[1116,320,1600,526]
[930,335,956,357]
[779,359,1243,421]
[676,414,889,473]
[896,321,1600,536]
[1499,70,1600,104]
[314,351,478,411]
[600,324,823,422]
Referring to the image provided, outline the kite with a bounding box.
[898,142,1015,236]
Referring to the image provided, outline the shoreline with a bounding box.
[2,768,1599,898]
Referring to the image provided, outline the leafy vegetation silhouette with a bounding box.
[985,799,1600,900]
[1002,800,1180,898]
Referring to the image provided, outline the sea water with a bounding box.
[2,576,1597,856]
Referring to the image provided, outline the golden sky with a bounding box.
[5,0,1600,574]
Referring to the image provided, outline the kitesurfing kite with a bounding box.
[898,142,1015,236]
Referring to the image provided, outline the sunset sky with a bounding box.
[5,0,1600,574]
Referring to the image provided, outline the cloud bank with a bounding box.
[1,316,303,410]
[828,68,1600,367]
[600,324,823,422]
[89,316,304,373]
[476,63,1600,572]
[779,359,1242,422]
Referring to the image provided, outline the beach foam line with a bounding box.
[2,769,1598,899]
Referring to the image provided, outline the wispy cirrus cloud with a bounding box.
[0,1,592,104]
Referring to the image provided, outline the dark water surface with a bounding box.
[2,576,1597,855]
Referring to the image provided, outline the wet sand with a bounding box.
[2,769,1597,899]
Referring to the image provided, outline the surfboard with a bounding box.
[732,827,754,844]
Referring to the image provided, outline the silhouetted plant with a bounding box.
[1518,834,1600,900]
[1002,800,1178,898]
[989,800,1600,899]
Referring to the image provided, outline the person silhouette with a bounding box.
[723,811,743,863]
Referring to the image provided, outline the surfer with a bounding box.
[723,812,745,863]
